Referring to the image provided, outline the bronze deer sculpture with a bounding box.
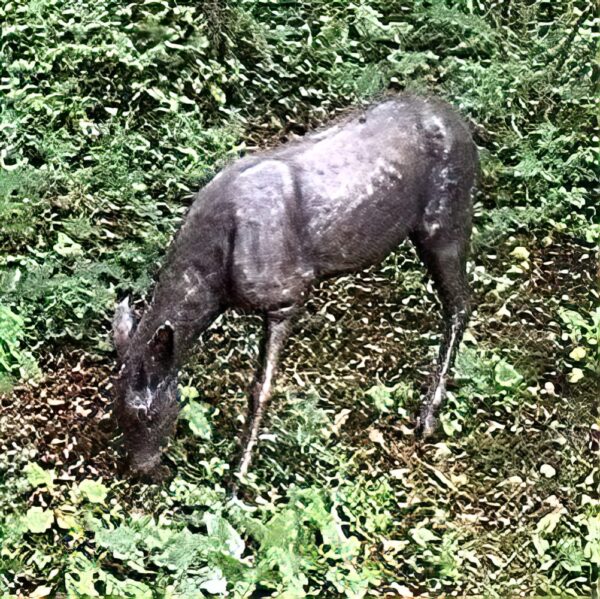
[112,95,478,481]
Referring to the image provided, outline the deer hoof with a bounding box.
[130,461,171,483]
[416,413,438,439]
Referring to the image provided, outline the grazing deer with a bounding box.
[112,95,478,481]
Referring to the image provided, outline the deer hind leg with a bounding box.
[235,312,293,482]
[411,228,471,438]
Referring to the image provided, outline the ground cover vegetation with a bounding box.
[0,0,598,596]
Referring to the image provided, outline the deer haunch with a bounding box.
[112,94,478,481]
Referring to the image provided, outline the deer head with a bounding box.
[112,298,180,479]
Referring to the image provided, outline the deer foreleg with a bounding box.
[236,314,292,481]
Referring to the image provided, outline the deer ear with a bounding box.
[148,321,175,367]
[113,297,136,358]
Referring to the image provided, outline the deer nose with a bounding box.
[136,406,150,423]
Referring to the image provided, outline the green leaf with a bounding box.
[30,585,53,598]
[539,464,556,478]
[494,360,522,388]
[209,84,226,105]
[365,384,395,412]
[180,385,199,401]
[568,368,584,383]
[537,509,563,534]
[172,571,227,598]
[198,573,227,596]
[105,577,153,599]
[569,346,586,360]
[584,515,600,566]
[410,525,439,547]
[95,524,141,560]
[24,507,54,534]
[557,537,585,573]
[180,400,212,439]
[559,309,588,330]
[24,462,54,488]
[77,479,108,504]
[204,512,245,559]
[53,232,83,257]
[65,555,101,597]
[151,528,207,572]
[532,533,550,556]
[510,246,530,260]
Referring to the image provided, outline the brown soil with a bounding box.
[0,352,120,480]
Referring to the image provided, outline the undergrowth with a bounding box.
[0,0,598,596]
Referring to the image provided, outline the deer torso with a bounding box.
[173,96,473,313]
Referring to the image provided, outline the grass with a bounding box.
[1,232,598,596]
[0,0,598,595]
